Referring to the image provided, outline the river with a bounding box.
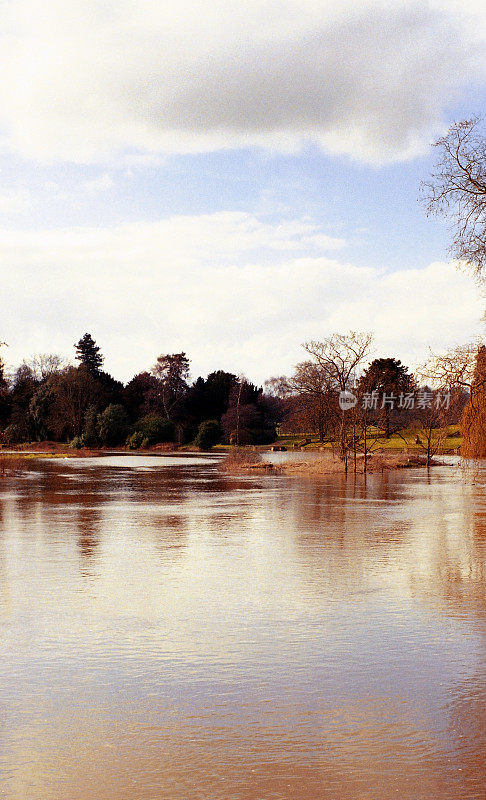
[0,455,484,799]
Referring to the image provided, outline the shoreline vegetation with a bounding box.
[0,441,460,480]
[218,449,447,476]
[0,333,484,461]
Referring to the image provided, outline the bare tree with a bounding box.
[421,343,486,458]
[420,341,485,403]
[303,332,373,464]
[421,117,486,280]
[24,353,67,381]
[287,360,338,442]
[411,389,460,466]
[303,332,373,392]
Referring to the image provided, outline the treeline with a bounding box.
[0,332,484,458]
[0,334,279,449]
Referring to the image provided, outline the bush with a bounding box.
[126,431,148,450]
[97,404,131,446]
[195,419,222,450]
[3,423,28,444]
[69,435,86,449]
[134,414,175,445]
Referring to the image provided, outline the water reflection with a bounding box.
[0,456,484,800]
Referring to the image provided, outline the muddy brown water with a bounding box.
[0,455,485,799]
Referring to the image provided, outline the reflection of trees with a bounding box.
[0,498,10,617]
[2,459,484,618]
[273,471,486,619]
[3,460,223,578]
[76,505,102,575]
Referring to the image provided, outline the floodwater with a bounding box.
[0,455,485,800]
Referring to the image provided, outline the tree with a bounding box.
[97,404,131,446]
[83,404,100,446]
[461,346,486,458]
[45,366,100,440]
[358,357,416,437]
[303,332,373,462]
[421,117,486,280]
[75,333,104,374]
[411,388,458,467]
[5,363,39,441]
[152,352,190,423]
[185,370,237,426]
[420,342,479,395]
[221,378,277,445]
[0,342,10,426]
[285,361,339,442]
[25,353,66,381]
[134,414,175,445]
[122,371,161,420]
[303,332,373,391]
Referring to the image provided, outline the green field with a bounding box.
[275,425,462,454]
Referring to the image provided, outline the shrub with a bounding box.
[3,423,28,444]
[134,414,175,445]
[70,435,86,449]
[97,404,131,446]
[195,419,222,450]
[126,431,148,450]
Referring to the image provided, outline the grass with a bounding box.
[276,425,462,453]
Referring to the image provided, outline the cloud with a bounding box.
[81,173,114,193]
[0,0,484,164]
[0,189,31,214]
[0,212,482,382]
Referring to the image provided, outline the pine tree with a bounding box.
[74,333,104,374]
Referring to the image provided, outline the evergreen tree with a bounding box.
[74,333,104,374]
[358,358,415,437]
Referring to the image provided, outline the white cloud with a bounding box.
[81,173,114,193]
[0,212,482,382]
[0,188,31,214]
[0,0,484,164]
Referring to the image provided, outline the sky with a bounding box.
[0,0,485,385]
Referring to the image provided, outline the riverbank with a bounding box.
[0,441,454,476]
[219,449,446,476]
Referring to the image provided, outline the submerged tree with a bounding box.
[303,332,373,462]
[421,117,486,280]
